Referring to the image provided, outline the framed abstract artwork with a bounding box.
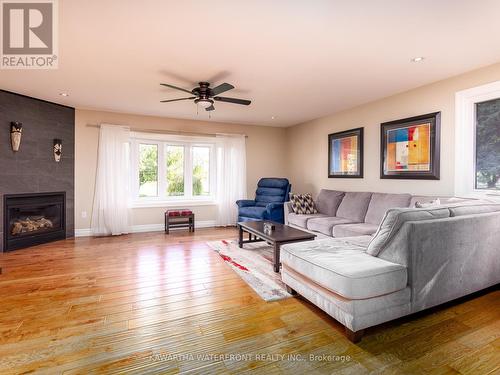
[380,112,441,180]
[328,127,364,178]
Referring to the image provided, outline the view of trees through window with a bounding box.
[475,98,500,190]
[192,146,210,196]
[166,145,184,196]
[137,142,212,199]
[139,144,158,197]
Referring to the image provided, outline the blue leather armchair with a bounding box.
[236,178,291,223]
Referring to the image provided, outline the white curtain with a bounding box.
[91,124,131,236]
[215,134,247,226]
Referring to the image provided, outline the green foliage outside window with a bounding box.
[192,165,204,195]
[138,143,209,197]
[166,146,184,196]
[139,144,158,197]
[192,147,210,196]
[476,98,500,190]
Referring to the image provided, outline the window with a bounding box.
[166,145,184,196]
[192,146,210,196]
[475,98,500,190]
[138,144,158,197]
[455,81,500,197]
[131,134,215,203]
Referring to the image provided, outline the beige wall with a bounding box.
[286,63,500,196]
[75,110,288,229]
[76,63,500,230]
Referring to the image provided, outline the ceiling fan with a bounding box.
[160,81,251,111]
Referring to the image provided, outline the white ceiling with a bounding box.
[1,0,500,127]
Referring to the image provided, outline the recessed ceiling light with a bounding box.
[271,116,276,120]
[410,57,425,63]
[59,92,69,97]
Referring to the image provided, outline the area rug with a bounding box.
[207,239,292,302]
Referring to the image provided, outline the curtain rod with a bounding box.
[86,124,248,138]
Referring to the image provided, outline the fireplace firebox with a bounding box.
[3,192,66,251]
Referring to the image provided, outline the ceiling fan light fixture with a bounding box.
[160,81,251,112]
[195,98,213,108]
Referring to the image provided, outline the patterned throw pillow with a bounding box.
[289,193,318,214]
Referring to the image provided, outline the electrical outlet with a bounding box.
[81,211,87,219]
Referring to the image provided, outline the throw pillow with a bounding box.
[289,193,318,214]
[414,198,441,208]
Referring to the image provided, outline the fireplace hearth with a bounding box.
[3,192,66,251]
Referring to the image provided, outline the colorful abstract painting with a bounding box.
[328,128,363,178]
[386,123,430,171]
[381,112,441,180]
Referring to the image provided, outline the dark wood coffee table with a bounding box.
[237,221,316,272]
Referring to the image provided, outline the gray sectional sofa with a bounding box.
[284,189,470,238]
[281,189,500,342]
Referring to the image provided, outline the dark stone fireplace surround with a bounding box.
[0,90,75,251]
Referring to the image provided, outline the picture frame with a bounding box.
[380,112,441,180]
[328,127,364,178]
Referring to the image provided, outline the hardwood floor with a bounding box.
[0,228,498,374]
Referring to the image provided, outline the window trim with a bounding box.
[130,132,216,206]
[455,80,500,198]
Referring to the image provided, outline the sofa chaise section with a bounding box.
[281,238,408,299]
[281,204,500,342]
[280,235,411,342]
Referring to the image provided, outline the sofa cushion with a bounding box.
[288,213,327,228]
[280,238,408,299]
[365,193,412,225]
[336,192,373,222]
[238,206,267,219]
[367,207,450,256]
[307,217,353,236]
[315,189,345,216]
[448,203,500,217]
[333,223,379,238]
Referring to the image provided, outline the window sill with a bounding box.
[131,200,217,209]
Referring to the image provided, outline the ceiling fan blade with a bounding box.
[160,83,195,95]
[211,83,234,96]
[213,96,251,106]
[205,105,215,111]
[160,97,195,103]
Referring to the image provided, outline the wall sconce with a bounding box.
[53,139,62,162]
[10,122,22,152]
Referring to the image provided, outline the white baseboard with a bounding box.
[75,220,216,237]
[75,228,92,237]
